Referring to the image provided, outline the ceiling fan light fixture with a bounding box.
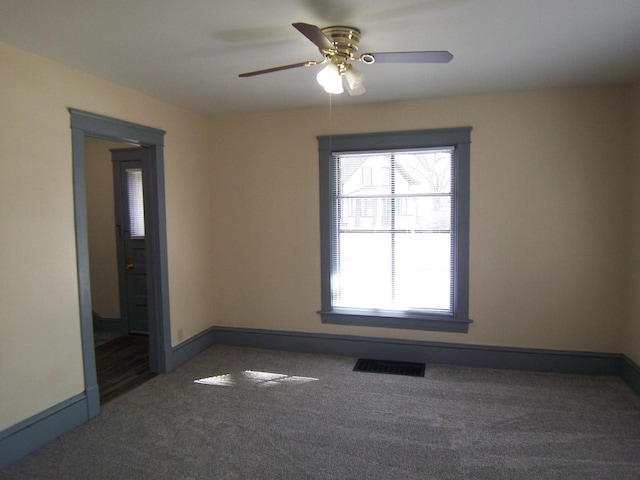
[316,62,344,94]
[344,65,366,96]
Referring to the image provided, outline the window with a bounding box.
[126,167,145,238]
[318,128,471,332]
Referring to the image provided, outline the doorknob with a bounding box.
[125,257,134,275]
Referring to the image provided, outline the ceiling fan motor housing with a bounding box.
[321,26,361,58]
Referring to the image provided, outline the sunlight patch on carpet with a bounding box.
[194,370,318,388]
[194,374,236,386]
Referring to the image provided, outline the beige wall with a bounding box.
[628,83,640,366]
[209,86,635,353]
[85,138,130,319]
[0,41,213,431]
[1,37,638,434]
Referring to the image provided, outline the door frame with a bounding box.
[70,109,170,418]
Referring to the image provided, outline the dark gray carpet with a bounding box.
[2,345,640,479]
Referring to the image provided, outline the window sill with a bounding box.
[318,309,471,333]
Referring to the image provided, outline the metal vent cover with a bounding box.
[353,359,425,377]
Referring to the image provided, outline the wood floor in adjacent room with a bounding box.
[94,334,156,404]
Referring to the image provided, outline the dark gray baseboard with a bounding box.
[0,393,88,469]
[166,326,216,372]
[211,327,639,391]
[621,355,640,396]
[161,325,640,397]
[92,310,122,334]
[3,326,639,470]
[0,328,217,469]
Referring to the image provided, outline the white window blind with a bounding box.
[126,168,145,238]
[331,148,454,313]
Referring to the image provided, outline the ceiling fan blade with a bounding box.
[239,61,316,77]
[364,51,453,63]
[292,22,333,50]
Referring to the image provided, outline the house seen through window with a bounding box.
[318,128,471,332]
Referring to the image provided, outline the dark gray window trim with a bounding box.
[317,127,472,333]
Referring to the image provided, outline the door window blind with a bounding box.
[126,168,145,238]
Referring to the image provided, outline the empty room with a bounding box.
[1,1,640,478]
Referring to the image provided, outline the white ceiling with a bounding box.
[1,0,639,116]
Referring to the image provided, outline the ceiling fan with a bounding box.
[239,22,453,96]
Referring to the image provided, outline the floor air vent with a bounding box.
[353,359,425,377]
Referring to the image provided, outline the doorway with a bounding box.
[70,109,170,418]
[85,140,154,404]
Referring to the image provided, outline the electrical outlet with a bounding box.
[177,328,184,342]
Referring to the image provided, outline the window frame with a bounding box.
[317,127,472,333]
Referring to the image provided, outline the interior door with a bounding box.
[112,148,148,335]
